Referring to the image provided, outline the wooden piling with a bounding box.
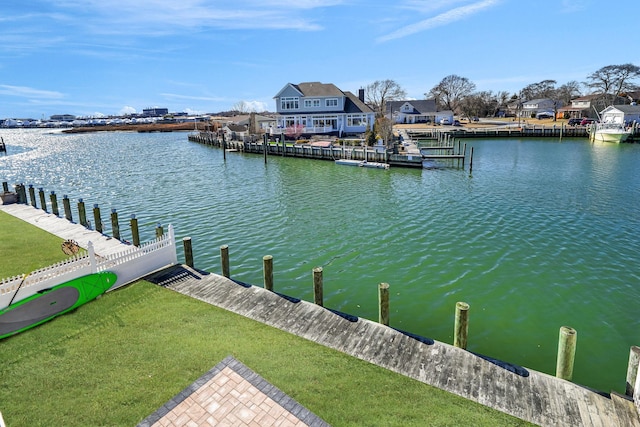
[110,209,120,240]
[222,133,226,161]
[155,223,164,238]
[62,195,72,222]
[220,245,230,278]
[462,143,467,168]
[183,237,194,268]
[130,214,140,246]
[625,346,640,397]
[15,184,26,204]
[556,326,577,381]
[263,134,268,164]
[454,302,470,349]
[378,282,390,326]
[263,255,273,291]
[93,204,103,233]
[469,147,474,173]
[28,185,36,208]
[50,192,59,216]
[78,199,87,227]
[38,188,47,212]
[313,267,323,306]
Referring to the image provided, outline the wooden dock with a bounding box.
[145,265,639,427]
[188,132,426,168]
[3,201,640,426]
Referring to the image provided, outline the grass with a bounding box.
[0,210,70,277]
[0,210,533,426]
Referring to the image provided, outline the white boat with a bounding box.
[361,161,390,169]
[589,122,632,143]
[335,159,362,166]
[335,159,390,169]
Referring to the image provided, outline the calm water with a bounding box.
[1,128,639,392]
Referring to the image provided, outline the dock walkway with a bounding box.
[146,265,639,427]
[2,203,639,426]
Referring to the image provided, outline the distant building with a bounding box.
[50,114,76,121]
[142,108,169,117]
[386,99,441,124]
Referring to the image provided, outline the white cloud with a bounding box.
[242,100,268,112]
[48,0,343,34]
[119,106,137,115]
[0,84,64,99]
[377,0,501,43]
[161,93,226,102]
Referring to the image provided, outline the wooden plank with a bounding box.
[611,391,640,427]
[144,266,628,427]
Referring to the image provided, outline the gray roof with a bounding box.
[344,91,374,114]
[607,104,640,113]
[386,99,437,114]
[293,82,344,97]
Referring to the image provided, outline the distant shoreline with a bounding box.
[62,122,208,133]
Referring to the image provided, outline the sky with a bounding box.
[1,0,638,119]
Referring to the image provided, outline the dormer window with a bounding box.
[326,98,338,107]
[304,99,321,108]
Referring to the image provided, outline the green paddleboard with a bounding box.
[0,271,117,340]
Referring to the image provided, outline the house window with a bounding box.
[281,97,299,110]
[304,99,321,108]
[326,98,338,107]
[347,114,366,127]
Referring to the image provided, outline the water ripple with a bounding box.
[2,130,640,392]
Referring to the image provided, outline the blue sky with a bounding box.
[1,0,638,119]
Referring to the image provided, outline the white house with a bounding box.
[273,82,375,137]
[386,99,454,125]
[521,98,564,118]
[600,105,640,125]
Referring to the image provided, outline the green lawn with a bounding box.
[0,209,532,426]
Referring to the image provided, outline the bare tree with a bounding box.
[365,80,407,117]
[426,75,476,113]
[520,79,557,100]
[556,81,582,105]
[585,64,640,101]
[232,101,250,114]
[459,91,498,119]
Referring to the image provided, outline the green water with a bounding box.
[1,129,638,393]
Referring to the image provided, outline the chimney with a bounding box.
[358,88,365,102]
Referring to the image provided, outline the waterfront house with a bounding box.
[234,114,277,132]
[600,104,640,125]
[273,82,375,137]
[386,99,435,124]
[222,124,249,141]
[521,98,563,118]
[557,95,600,119]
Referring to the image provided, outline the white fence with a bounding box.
[0,225,177,310]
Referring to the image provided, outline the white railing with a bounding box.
[272,126,334,135]
[0,225,177,310]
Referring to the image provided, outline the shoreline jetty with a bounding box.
[2,183,640,426]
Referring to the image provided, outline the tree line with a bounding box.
[364,63,640,120]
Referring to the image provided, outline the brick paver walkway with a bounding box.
[138,356,329,427]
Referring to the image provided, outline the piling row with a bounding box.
[187,244,639,392]
[3,181,161,248]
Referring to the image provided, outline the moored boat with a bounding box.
[335,159,389,169]
[589,122,632,143]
